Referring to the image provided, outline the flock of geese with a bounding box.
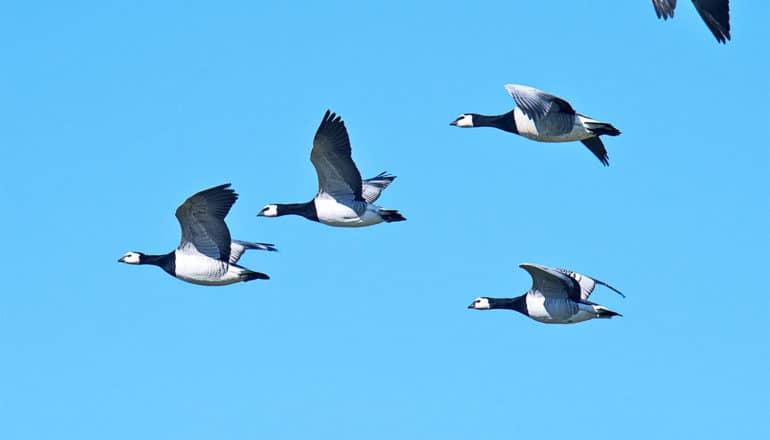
[119,2,733,325]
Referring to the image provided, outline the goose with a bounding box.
[468,263,625,324]
[653,0,730,43]
[258,110,406,227]
[118,184,275,285]
[450,84,621,166]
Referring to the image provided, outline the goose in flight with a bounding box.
[258,110,405,227]
[119,184,274,285]
[451,84,621,166]
[468,263,624,324]
[653,0,731,43]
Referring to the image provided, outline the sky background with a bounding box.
[1,1,768,439]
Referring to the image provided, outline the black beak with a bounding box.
[467,302,475,309]
[449,120,457,126]
[117,256,126,263]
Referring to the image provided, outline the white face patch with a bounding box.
[451,114,474,128]
[468,297,490,310]
[119,252,141,264]
[258,204,278,217]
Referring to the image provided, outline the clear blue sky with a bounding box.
[1,1,768,439]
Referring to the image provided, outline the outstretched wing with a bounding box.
[693,0,730,43]
[504,84,576,121]
[580,137,610,166]
[519,263,581,301]
[310,110,364,201]
[361,172,396,203]
[652,0,730,43]
[175,184,237,261]
[553,268,626,301]
[229,240,278,264]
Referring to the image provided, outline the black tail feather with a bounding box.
[243,271,270,281]
[598,309,622,319]
[379,209,406,223]
[586,121,621,137]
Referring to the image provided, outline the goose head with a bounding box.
[450,114,474,128]
[118,251,143,264]
[257,204,279,217]
[467,297,491,310]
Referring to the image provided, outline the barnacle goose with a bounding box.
[468,263,624,324]
[258,110,405,227]
[119,184,275,285]
[451,84,621,166]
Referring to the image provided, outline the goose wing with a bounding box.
[580,137,610,166]
[504,84,576,121]
[693,0,730,43]
[361,172,396,203]
[175,183,236,261]
[552,268,626,301]
[229,240,277,264]
[652,0,677,19]
[652,0,730,43]
[519,263,581,301]
[310,110,364,202]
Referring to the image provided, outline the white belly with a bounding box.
[513,108,592,143]
[314,197,383,227]
[174,251,244,286]
[525,295,591,324]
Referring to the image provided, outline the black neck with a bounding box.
[473,111,517,134]
[277,201,318,222]
[140,252,176,275]
[488,296,528,315]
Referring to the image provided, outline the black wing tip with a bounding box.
[262,244,279,252]
[652,0,675,20]
[322,109,343,124]
[317,109,347,137]
[654,9,674,20]
[580,138,611,166]
[368,171,397,182]
[706,22,730,43]
[209,183,238,200]
[235,240,279,252]
[207,182,233,191]
[189,183,238,203]
[596,280,626,298]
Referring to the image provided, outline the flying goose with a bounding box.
[450,84,621,166]
[258,110,406,227]
[653,0,730,43]
[468,263,625,324]
[119,184,275,285]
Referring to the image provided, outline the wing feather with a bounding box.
[519,263,581,301]
[504,84,576,121]
[652,0,677,19]
[361,172,396,203]
[175,184,236,261]
[310,110,364,201]
[229,240,277,264]
[693,0,730,43]
[553,268,626,301]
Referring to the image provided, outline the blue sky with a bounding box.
[1,1,768,438]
